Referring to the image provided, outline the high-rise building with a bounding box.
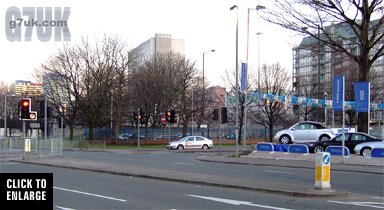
[131,33,185,67]
[292,21,384,122]
[15,80,43,96]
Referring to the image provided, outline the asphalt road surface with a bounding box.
[60,150,384,196]
[2,161,384,210]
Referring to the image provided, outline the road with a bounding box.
[60,150,384,196]
[2,161,383,209]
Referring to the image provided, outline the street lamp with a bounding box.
[201,49,215,127]
[4,94,16,138]
[230,4,239,157]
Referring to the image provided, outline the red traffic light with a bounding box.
[22,100,29,107]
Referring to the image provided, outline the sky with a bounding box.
[1,0,303,87]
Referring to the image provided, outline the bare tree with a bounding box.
[250,63,292,142]
[223,68,256,144]
[294,76,318,121]
[129,52,197,138]
[259,0,384,133]
[36,36,132,141]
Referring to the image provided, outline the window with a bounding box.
[335,134,350,141]
[351,134,366,141]
[195,137,205,141]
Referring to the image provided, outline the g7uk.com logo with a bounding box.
[5,6,71,42]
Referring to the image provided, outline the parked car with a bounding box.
[118,133,145,140]
[274,121,335,144]
[354,140,384,157]
[225,133,235,139]
[306,132,382,153]
[166,136,213,150]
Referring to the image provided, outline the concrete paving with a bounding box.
[3,149,383,198]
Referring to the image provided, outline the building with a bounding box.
[131,33,185,67]
[15,80,43,96]
[292,21,384,122]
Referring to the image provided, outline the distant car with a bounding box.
[274,121,335,144]
[354,140,384,157]
[166,136,213,150]
[225,134,235,139]
[118,133,134,140]
[175,133,191,139]
[118,133,145,140]
[306,132,382,153]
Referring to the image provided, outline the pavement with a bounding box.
[2,148,384,198]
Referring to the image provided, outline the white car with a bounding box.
[274,121,335,144]
[354,140,384,157]
[166,136,213,150]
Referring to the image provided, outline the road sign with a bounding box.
[161,115,166,124]
[315,152,331,189]
[30,122,40,128]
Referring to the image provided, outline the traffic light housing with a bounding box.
[166,110,171,123]
[132,111,138,124]
[170,110,176,124]
[139,109,146,125]
[220,107,227,124]
[212,109,219,121]
[19,98,37,120]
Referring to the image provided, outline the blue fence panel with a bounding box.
[326,146,350,156]
[256,143,274,152]
[273,144,289,152]
[288,144,309,153]
[371,148,384,158]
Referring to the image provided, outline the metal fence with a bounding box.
[0,137,62,159]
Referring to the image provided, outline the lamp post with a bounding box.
[244,5,265,151]
[230,4,239,157]
[4,94,16,138]
[202,49,215,129]
[324,92,327,127]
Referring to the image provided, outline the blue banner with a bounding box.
[354,82,370,112]
[241,62,247,91]
[332,75,345,112]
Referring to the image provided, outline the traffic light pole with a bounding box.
[219,109,222,155]
[137,108,140,152]
[22,120,26,160]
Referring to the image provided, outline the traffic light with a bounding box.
[139,109,145,125]
[212,109,219,121]
[220,107,227,124]
[132,111,138,124]
[170,110,176,124]
[166,110,171,123]
[19,98,37,120]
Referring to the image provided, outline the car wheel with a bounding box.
[177,145,184,150]
[319,135,331,141]
[314,146,324,153]
[361,147,372,157]
[280,135,291,144]
[202,144,209,150]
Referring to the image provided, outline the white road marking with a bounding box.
[1,162,17,165]
[55,205,77,210]
[186,194,292,210]
[54,186,127,202]
[328,200,384,209]
[263,170,294,175]
[173,162,195,165]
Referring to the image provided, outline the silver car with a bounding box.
[354,140,384,157]
[274,121,335,144]
[167,136,213,150]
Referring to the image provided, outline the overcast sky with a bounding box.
[1,0,303,87]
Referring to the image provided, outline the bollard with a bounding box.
[25,138,31,152]
[315,152,331,189]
